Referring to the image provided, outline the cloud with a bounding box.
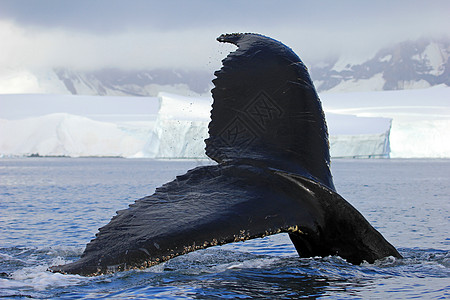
[0,20,233,71]
[0,1,449,72]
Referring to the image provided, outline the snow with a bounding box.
[421,42,448,76]
[379,54,392,63]
[0,93,159,122]
[143,94,391,159]
[0,68,209,97]
[143,119,209,158]
[321,86,450,158]
[330,133,390,158]
[1,88,449,158]
[396,79,431,90]
[0,94,159,157]
[331,53,374,72]
[0,113,149,157]
[156,92,211,121]
[321,86,450,118]
[141,93,211,158]
[324,73,386,93]
[325,113,391,136]
[0,69,67,94]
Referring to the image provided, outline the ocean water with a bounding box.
[0,158,449,299]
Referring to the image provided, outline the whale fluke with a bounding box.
[51,33,401,276]
[207,33,334,190]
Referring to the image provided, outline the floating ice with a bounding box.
[1,88,449,158]
[0,113,151,157]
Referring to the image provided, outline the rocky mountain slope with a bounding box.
[1,37,448,96]
[54,68,213,96]
[310,37,449,93]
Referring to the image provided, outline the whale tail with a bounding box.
[206,33,334,190]
[50,33,401,276]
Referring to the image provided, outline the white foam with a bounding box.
[0,256,86,293]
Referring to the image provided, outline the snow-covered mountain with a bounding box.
[0,37,448,96]
[310,37,450,93]
[54,68,213,97]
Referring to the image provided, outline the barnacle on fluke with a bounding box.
[50,33,401,276]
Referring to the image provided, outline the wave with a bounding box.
[1,236,448,299]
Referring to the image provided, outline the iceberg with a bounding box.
[325,113,391,158]
[1,87,449,158]
[0,94,160,157]
[144,119,209,158]
[0,93,160,122]
[0,113,152,157]
[143,93,392,159]
[141,93,211,158]
[321,86,450,158]
[329,133,390,158]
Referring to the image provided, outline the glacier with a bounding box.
[1,88,449,158]
[142,93,211,158]
[321,86,450,158]
[0,113,152,157]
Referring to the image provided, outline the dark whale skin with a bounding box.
[51,33,401,276]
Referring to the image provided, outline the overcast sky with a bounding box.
[1,0,449,72]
